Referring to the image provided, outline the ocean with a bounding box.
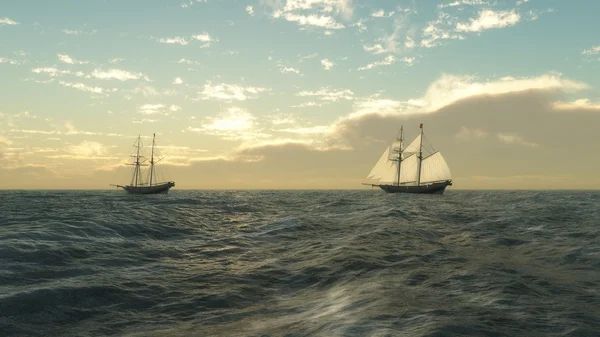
[0,190,598,336]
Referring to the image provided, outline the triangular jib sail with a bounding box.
[363,124,452,187]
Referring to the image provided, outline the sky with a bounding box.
[1,0,600,190]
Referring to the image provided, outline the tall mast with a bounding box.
[396,125,403,186]
[417,123,423,186]
[149,133,155,186]
[134,134,141,187]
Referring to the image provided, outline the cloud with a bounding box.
[296,87,354,101]
[0,57,19,65]
[58,81,106,94]
[291,101,323,108]
[57,53,88,65]
[188,107,270,141]
[109,58,124,64]
[274,12,344,29]
[456,9,520,32]
[321,58,335,70]
[192,32,212,42]
[91,69,148,81]
[496,133,539,147]
[62,29,97,35]
[246,5,254,15]
[455,126,488,140]
[280,65,301,74]
[137,104,179,115]
[177,58,201,65]
[267,0,352,30]
[552,99,600,112]
[47,140,118,160]
[32,67,73,77]
[582,45,600,56]
[200,82,268,101]
[173,77,184,84]
[357,55,395,71]
[158,37,188,45]
[0,17,18,25]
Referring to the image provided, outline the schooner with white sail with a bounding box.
[363,123,452,194]
[112,133,175,194]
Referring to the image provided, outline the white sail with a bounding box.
[403,134,422,154]
[419,152,452,184]
[398,154,419,184]
[364,145,398,185]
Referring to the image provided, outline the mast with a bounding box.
[149,133,155,186]
[417,123,423,186]
[396,126,403,186]
[134,134,141,187]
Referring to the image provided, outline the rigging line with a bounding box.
[422,133,436,153]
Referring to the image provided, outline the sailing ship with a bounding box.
[362,123,452,194]
[112,133,175,194]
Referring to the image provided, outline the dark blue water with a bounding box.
[0,190,598,336]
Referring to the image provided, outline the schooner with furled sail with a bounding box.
[362,123,452,194]
[111,133,175,194]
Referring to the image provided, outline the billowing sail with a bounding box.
[398,154,419,184]
[403,134,422,154]
[364,145,398,185]
[419,152,452,183]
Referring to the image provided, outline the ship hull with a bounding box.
[121,181,175,194]
[377,181,452,194]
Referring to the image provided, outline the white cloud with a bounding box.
[296,87,354,101]
[419,74,587,113]
[137,104,177,115]
[280,65,301,74]
[0,57,18,65]
[357,55,395,71]
[192,33,213,43]
[57,53,88,65]
[177,58,201,65]
[363,44,387,55]
[49,140,117,160]
[192,33,211,42]
[91,69,147,81]
[552,99,600,111]
[455,126,488,140]
[516,0,530,5]
[402,56,415,66]
[246,5,254,15]
[0,17,19,25]
[131,86,160,97]
[267,0,352,30]
[371,10,385,18]
[497,133,539,147]
[438,0,487,8]
[32,67,72,77]
[158,37,189,45]
[200,82,268,101]
[291,101,323,108]
[173,77,184,84]
[58,81,106,94]
[188,107,271,141]
[274,11,345,29]
[582,45,600,56]
[61,29,97,36]
[456,10,520,32]
[109,58,124,64]
[342,73,588,122]
[321,58,335,70]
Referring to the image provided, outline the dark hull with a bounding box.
[121,181,175,194]
[378,181,452,194]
